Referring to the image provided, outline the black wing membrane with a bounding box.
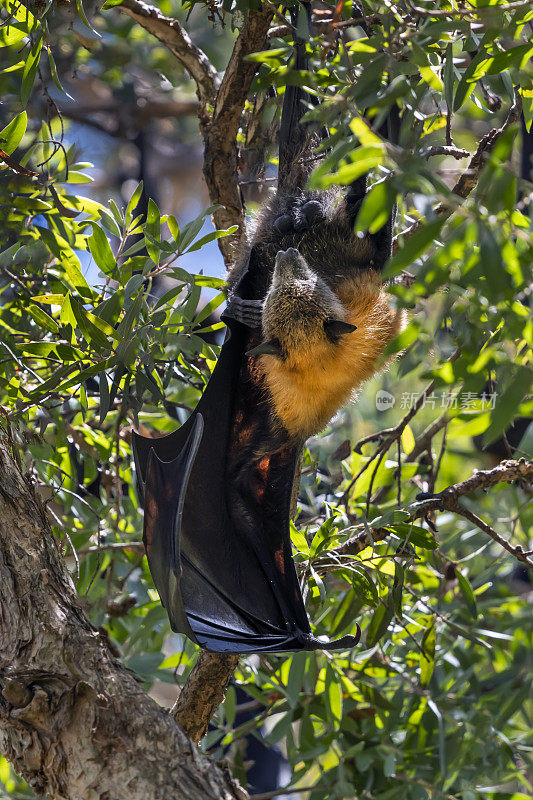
[133,319,359,653]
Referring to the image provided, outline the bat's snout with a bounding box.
[274,248,311,282]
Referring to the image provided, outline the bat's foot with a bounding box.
[224,295,264,328]
[273,198,325,235]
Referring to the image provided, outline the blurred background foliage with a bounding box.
[0,0,532,798]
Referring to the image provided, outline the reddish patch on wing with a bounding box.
[274,548,285,575]
[143,493,158,557]
[251,454,271,501]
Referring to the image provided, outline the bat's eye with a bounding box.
[323,319,357,343]
[246,339,282,358]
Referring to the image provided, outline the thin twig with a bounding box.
[398,92,522,242]
[451,502,531,567]
[431,421,448,490]
[81,541,145,554]
[420,145,470,160]
[406,0,533,18]
[251,787,326,800]
[407,412,449,463]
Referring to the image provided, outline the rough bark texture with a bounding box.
[0,437,246,800]
[171,652,240,744]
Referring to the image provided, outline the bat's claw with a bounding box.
[224,295,264,329]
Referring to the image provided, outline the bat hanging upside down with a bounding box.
[133,1,404,653]
[226,182,405,445]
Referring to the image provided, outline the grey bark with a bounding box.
[0,436,246,800]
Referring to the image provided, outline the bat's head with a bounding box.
[248,248,356,366]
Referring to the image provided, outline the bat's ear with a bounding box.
[324,319,357,343]
[247,339,283,358]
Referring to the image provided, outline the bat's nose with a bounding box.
[274,248,309,281]
[278,247,299,259]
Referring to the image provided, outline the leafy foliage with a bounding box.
[0,0,532,799]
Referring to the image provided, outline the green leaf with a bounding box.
[99,209,122,238]
[366,599,394,647]
[454,50,486,111]
[99,371,110,424]
[21,36,43,107]
[309,565,326,603]
[224,685,236,726]
[0,24,30,47]
[185,226,238,253]
[193,292,225,326]
[392,523,438,550]
[60,293,77,330]
[75,0,101,36]
[47,46,72,98]
[326,665,343,723]
[290,521,309,555]
[28,304,59,334]
[287,653,308,705]
[125,181,144,227]
[314,145,385,189]
[385,217,445,277]
[0,111,27,155]
[245,45,291,63]
[179,215,207,252]
[477,44,533,78]
[457,570,477,620]
[70,295,112,350]
[355,180,396,234]
[88,224,116,276]
[109,198,124,229]
[167,215,180,243]
[124,274,145,298]
[144,198,161,265]
[401,424,415,454]
[392,561,404,618]
[483,366,533,445]
[350,565,378,607]
[420,620,436,688]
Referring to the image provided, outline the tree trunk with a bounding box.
[0,436,246,800]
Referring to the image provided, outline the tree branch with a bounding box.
[267,13,382,38]
[171,652,240,744]
[203,5,275,264]
[0,436,247,800]
[451,91,522,200]
[331,459,533,567]
[119,0,218,122]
